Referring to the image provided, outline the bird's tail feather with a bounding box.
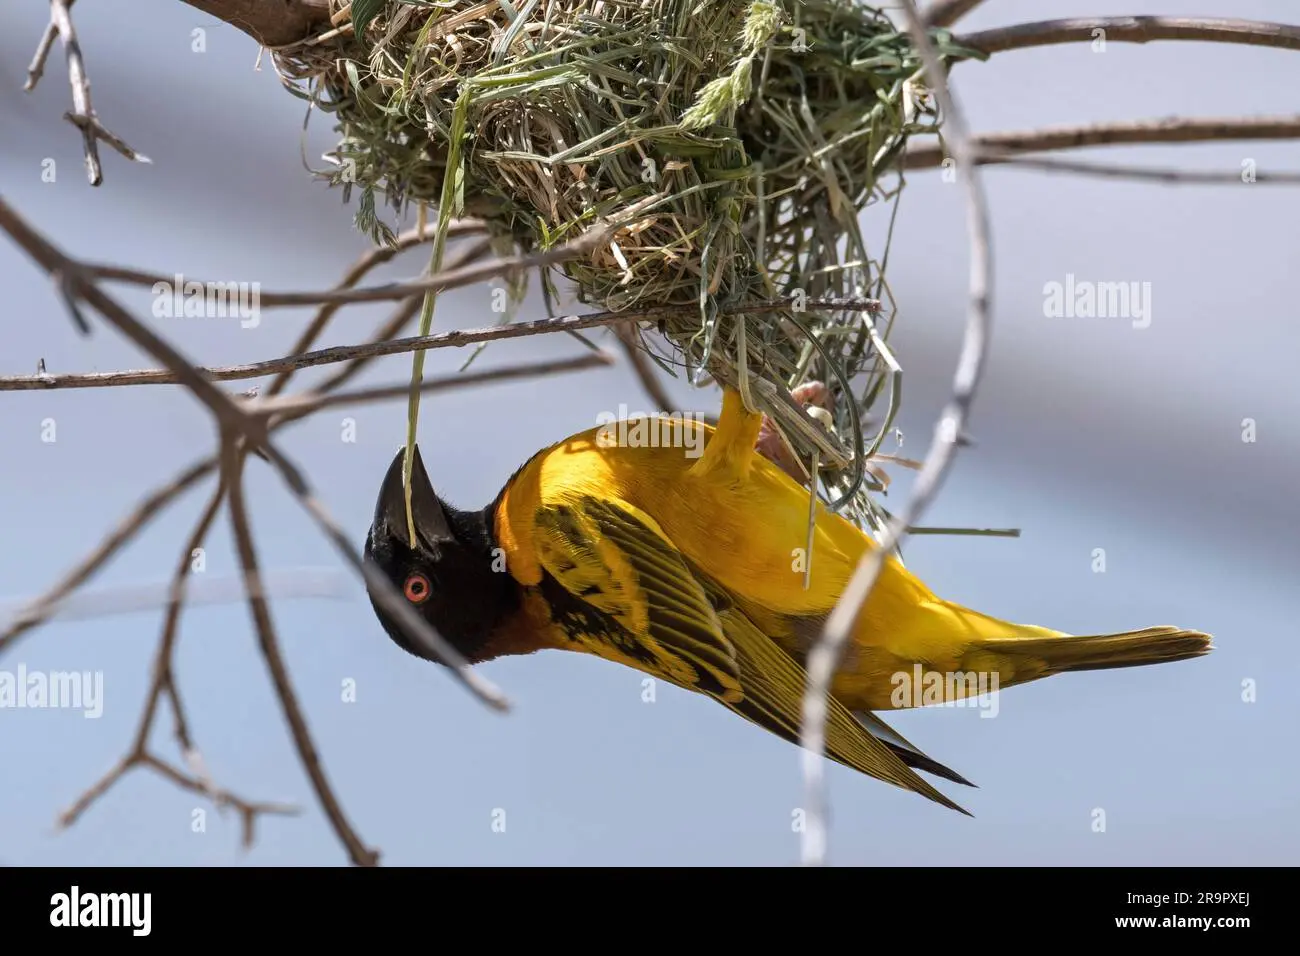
[882,740,976,787]
[851,709,976,787]
[975,625,1213,675]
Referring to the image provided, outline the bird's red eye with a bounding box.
[404,573,431,604]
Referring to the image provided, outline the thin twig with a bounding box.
[253,437,511,711]
[315,295,425,393]
[903,115,1300,171]
[222,441,378,866]
[0,198,246,430]
[0,459,215,652]
[85,221,618,308]
[57,750,297,838]
[616,323,676,413]
[47,0,149,185]
[0,195,536,865]
[13,294,592,857]
[958,17,1300,57]
[3,196,514,708]
[267,352,614,422]
[133,481,228,759]
[906,526,1020,537]
[265,225,490,397]
[23,21,58,92]
[799,0,995,866]
[141,754,299,848]
[0,298,880,391]
[988,152,1300,185]
[0,260,538,648]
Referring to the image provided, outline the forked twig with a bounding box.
[0,196,614,863]
[28,0,151,185]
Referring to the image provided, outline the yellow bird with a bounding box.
[364,386,1212,814]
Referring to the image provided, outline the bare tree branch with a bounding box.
[142,754,298,848]
[0,297,879,391]
[23,20,58,92]
[179,0,333,47]
[266,352,615,422]
[46,227,503,854]
[56,475,301,846]
[924,0,988,30]
[958,16,1300,57]
[2,195,514,702]
[0,260,577,652]
[616,323,676,413]
[266,228,491,397]
[987,152,1300,184]
[0,200,246,429]
[903,115,1300,170]
[800,0,996,866]
[31,0,151,185]
[0,458,216,653]
[139,482,228,761]
[84,218,617,309]
[0,317,620,390]
[57,749,298,838]
[221,440,377,865]
[0,193,553,863]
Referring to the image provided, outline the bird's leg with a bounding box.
[754,381,833,485]
[688,387,764,483]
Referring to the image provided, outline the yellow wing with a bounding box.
[533,496,744,701]
[532,494,970,815]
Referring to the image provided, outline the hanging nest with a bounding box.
[274,0,985,527]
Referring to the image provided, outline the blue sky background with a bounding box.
[1,0,1297,865]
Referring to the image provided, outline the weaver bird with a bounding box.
[364,388,1212,814]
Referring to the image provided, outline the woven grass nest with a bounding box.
[275,0,984,524]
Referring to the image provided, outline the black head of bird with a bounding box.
[363,445,520,667]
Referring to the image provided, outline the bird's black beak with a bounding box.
[374,445,453,547]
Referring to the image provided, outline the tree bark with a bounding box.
[180,0,332,47]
